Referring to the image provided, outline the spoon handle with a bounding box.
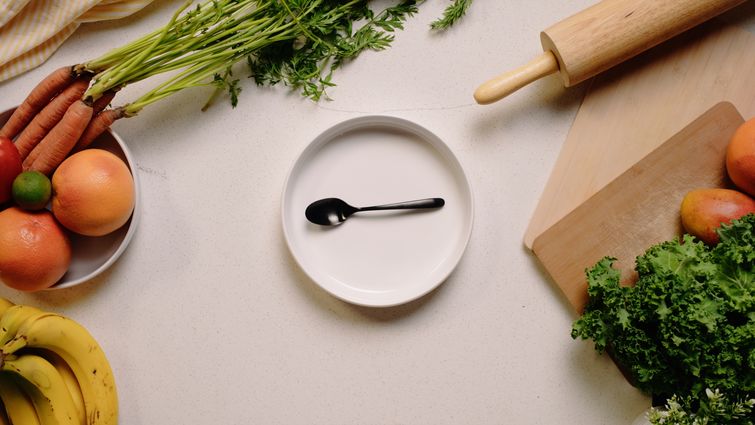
[359,198,445,212]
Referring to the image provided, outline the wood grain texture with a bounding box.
[525,21,755,249]
[541,0,746,86]
[532,102,743,312]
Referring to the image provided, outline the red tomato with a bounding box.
[0,136,22,204]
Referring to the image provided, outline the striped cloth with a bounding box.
[0,0,153,81]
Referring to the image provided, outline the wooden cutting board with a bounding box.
[524,21,755,312]
[532,102,743,312]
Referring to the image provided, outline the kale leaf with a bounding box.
[572,213,755,407]
[648,389,755,425]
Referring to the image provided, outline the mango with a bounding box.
[726,118,755,197]
[680,188,755,245]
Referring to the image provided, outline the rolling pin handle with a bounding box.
[473,51,559,105]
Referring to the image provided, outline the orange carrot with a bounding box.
[92,90,118,115]
[13,77,91,160]
[73,107,125,152]
[0,66,77,140]
[25,100,93,175]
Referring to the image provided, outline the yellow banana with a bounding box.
[0,305,46,346]
[0,404,7,425]
[0,376,41,425]
[2,354,78,425]
[46,352,86,425]
[0,299,14,318]
[3,315,117,425]
[0,404,8,425]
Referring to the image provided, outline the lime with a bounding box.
[12,171,52,211]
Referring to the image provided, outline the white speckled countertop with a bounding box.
[1,2,754,424]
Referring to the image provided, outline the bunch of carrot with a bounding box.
[0,66,122,176]
[1,0,302,177]
[0,0,369,176]
[1,0,471,177]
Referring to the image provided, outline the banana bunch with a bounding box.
[0,298,117,425]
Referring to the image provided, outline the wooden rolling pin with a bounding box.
[474,0,746,105]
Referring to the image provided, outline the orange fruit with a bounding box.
[0,207,71,291]
[726,117,755,197]
[51,149,135,237]
[680,188,755,245]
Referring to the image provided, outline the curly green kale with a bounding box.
[572,214,755,408]
[648,389,755,425]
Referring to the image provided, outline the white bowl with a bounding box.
[0,108,140,290]
[281,116,474,307]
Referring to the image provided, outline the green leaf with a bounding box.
[430,0,472,30]
[85,0,471,111]
[573,213,755,408]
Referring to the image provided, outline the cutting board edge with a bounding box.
[522,80,594,251]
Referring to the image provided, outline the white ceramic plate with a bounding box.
[282,116,473,307]
[0,109,140,290]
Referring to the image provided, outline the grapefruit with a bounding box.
[726,117,755,197]
[0,207,71,291]
[52,149,135,237]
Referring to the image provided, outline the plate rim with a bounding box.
[280,115,474,307]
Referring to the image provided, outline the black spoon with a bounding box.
[305,197,445,226]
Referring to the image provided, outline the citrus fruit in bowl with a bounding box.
[52,149,136,237]
[12,170,52,211]
[0,108,140,290]
[0,207,71,291]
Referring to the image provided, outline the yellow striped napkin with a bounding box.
[0,0,34,27]
[0,0,153,82]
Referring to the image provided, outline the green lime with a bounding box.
[12,171,52,211]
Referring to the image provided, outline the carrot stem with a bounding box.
[70,0,418,115]
[82,0,299,108]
